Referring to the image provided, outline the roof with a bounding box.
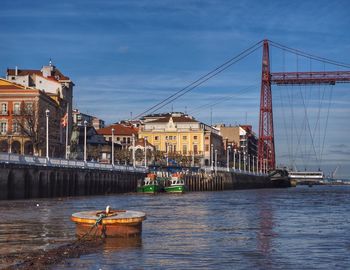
[147,116,198,123]
[97,124,138,136]
[7,67,70,81]
[0,78,59,106]
[135,138,154,147]
[0,78,27,89]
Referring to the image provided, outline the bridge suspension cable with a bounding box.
[268,40,350,69]
[188,84,257,115]
[133,40,263,119]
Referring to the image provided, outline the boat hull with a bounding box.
[165,185,185,193]
[137,184,161,193]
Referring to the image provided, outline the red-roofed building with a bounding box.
[6,61,74,152]
[97,124,138,150]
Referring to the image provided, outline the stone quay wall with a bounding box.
[185,171,289,192]
[0,163,146,200]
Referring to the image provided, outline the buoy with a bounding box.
[71,207,146,238]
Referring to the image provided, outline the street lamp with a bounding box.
[210,144,214,170]
[191,143,195,167]
[226,146,231,172]
[111,128,115,166]
[233,149,236,171]
[84,120,87,162]
[7,134,12,154]
[248,154,251,172]
[144,137,147,168]
[214,149,218,173]
[252,155,255,174]
[243,152,246,172]
[132,133,136,168]
[238,151,241,171]
[166,142,169,166]
[45,109,50,159]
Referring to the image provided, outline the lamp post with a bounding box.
[252,155,255,174]
[210,144,214,170]
[248,154,251,172]
[256,156,259,174]
[144,137,147,168]
[83,120,87,162]
[111,128,115,166]
[7,134,12,154]
[191,143,195,167]
[65,103,69,160]
[243,152,247,172]
[132,133,136,168]
[214,149,218,173]
[238,150,241,171]
[45,109,50,159]
[226,146,231,172]
[166,142,169,166]
[233,149,236,171]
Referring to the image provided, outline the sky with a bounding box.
[1,0,350,178]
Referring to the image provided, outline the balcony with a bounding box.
[0,111,8,116]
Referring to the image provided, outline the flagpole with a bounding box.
[65,103,69,159]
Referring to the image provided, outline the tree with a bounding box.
[13,100,60,156]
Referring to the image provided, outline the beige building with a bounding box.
[215,124,258,157]
[139,112,224,166]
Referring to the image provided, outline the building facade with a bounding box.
[0,79,62,157]
[139,112,224,166]
[97,124,138,150]
[215,124,258,157]
[6,61,74,153]
[72,109,105,130]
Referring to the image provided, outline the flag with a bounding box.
[61,113,68,127]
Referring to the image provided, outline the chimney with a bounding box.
[15,66,18,76]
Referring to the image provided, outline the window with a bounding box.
[1,103,7,114]
[183,135,187,140]
[165,136,168,140]
[205,144,209,151]
[127,137,130,144]
[117,137,120,141]
[12,122,20,133]
[193,144,198,154]
[174,136,176,140]
[205,136,209,140]
[123,137,126,143]
[155,136,159,141]
[193,135,198,140]
[169,136,173,140]
[183,145,187,154]
[13,103,20,115]
[11,76,15,80]
[25,102,33,113]
[0,122,7,134]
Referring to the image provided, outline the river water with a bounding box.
[1,185,350,269]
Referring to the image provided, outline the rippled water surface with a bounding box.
[1,185,350,269]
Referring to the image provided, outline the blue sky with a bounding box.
[1,0,350,177]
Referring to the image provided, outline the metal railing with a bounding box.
[0,153,147,173]
[202,166,267,176]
